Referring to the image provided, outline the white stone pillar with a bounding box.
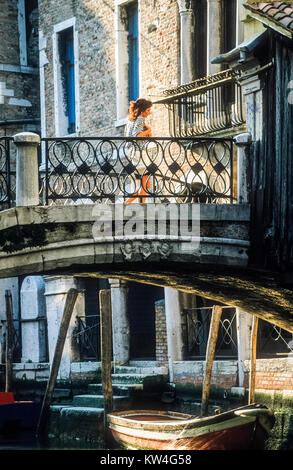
[21,276,47,363]
[236,308,253,387]
[177,1,195,84]
[109,278,129,366]
[207,0,223,75]
[234,132,252,204]
[164,287,184,382]
[44,276,85,381]
[13,132,40,206]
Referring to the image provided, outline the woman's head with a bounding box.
[128,98,152,121]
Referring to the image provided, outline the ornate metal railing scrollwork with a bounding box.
[0,137,15,211]
[41,136,235,205]
[183,305,238,359]
[73,315,100,361]
[257,319,293,358]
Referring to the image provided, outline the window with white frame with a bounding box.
[115,0,140,125]
[53,18,80,136]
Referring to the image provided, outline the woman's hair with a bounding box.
[128,98,152,121]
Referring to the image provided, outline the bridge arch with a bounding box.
[0,204,292,331]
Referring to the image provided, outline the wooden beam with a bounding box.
[36,288,78,438]
[99,289,113,444]
[201,305,223,417]
[248,315,258,405]
[5,290,14,393]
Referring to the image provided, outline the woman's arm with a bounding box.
[137,125,152,137]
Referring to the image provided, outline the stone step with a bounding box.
[53,388,71,399]
[112,373,168,387]
[129,360,158,367]
[111,373,148,384]
[50,405,104,416]
[72,394,128,408]
[113,365,168,375]
[88,383,143,395]
[112,374,168,388]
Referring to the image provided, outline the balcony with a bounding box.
[156,69,246,138]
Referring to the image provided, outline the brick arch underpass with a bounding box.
[0,204,293,332]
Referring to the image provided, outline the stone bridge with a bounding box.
[1,202,293,332]
[1,132,293,332]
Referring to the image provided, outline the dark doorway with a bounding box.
[128,282,164,360]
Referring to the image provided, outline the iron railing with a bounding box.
[41,136,235,205]
[0,137,15,211]
[257,319,293,358]
[183,306,238,360]
[158,69,245,137]
[73,315,100,361]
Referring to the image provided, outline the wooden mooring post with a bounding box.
[99,289,113,444]
[36,288,78,438]
[248,315,258,405]
[201,305,223,417]
[5,290,14,393]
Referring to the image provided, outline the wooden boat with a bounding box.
[0,392,40,434]
[108,403,275,450]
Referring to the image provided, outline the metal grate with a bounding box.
[257,319,293,358]
[183,306,238,360]
[72,315,100,361]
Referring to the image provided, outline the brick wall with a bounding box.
[38,0,179,138]
[173,360,239,392]
[244,358,293,391]
[155,299,168,363]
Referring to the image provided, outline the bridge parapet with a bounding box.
[0,203,250,279]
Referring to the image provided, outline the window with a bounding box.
[58,28,76,134]
[53,18,80,136]
[115,1,140,124]
[127,3,139,102]
[193,0,207,79]
[223,0,237,56]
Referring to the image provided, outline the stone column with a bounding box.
[21,276,47,363]
[44,276,85,381]
[13,132,40,206]
[207,0,223,75]
[177,0,195,84]
[164,287,185,382]
[234,132,252,204]
[109,278,129,366]
[236,308,253,387]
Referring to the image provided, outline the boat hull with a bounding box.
[108,406,275,451]
[0,393,40,434]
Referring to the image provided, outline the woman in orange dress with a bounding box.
[124,98,153,203]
